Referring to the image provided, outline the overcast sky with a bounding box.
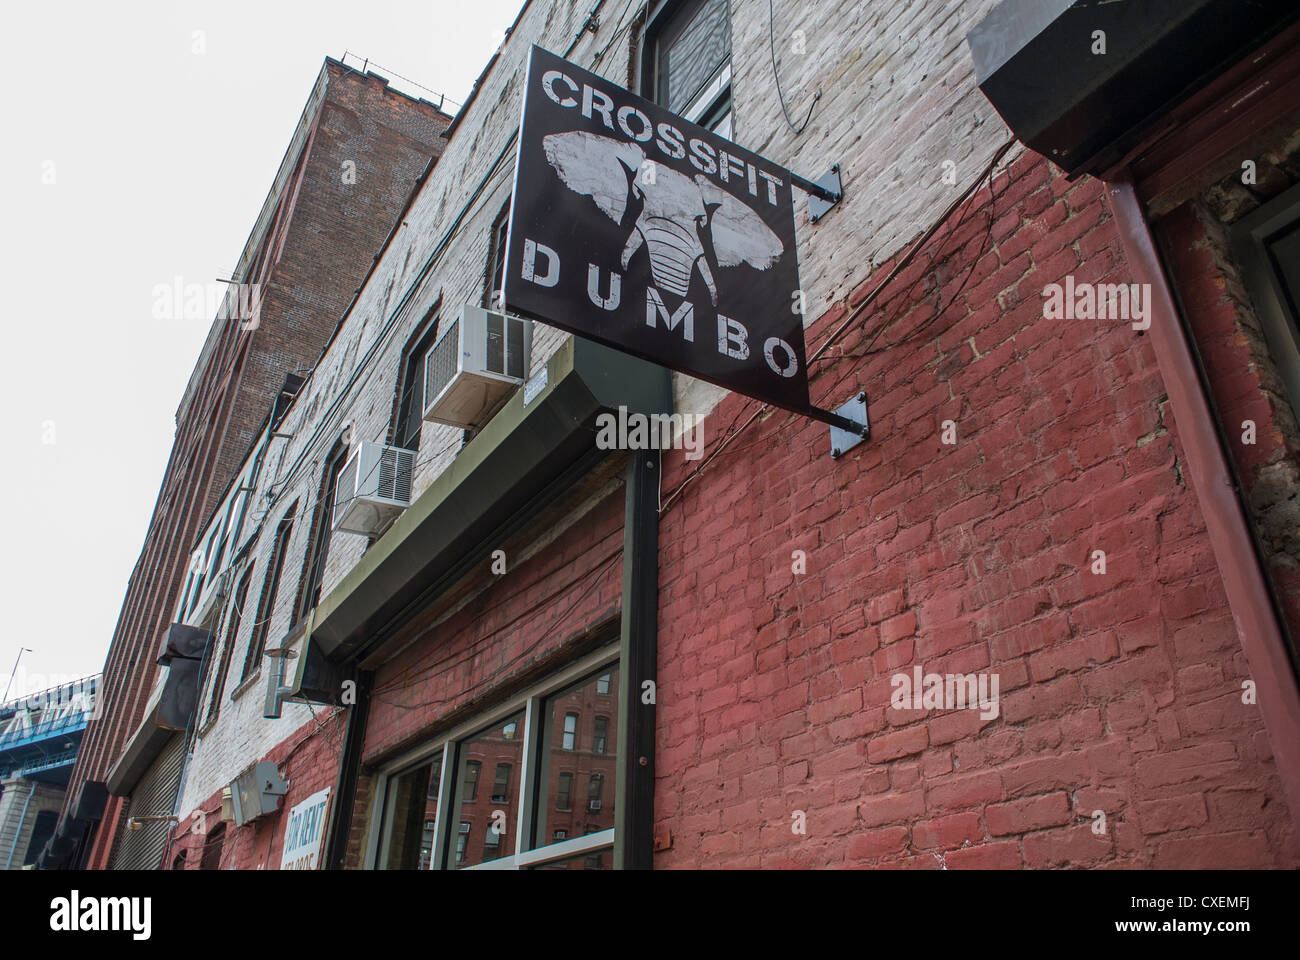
[0,0,527,700]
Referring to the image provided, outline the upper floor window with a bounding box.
[646,0,732,138]
[204,563,253,724]
[297,439,349,619]
[392,306,440,452]
[241,502,297,683]
[483,201,511,312]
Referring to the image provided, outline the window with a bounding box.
[483,200,511,311]
[207,564,253,722]
[241,503,297,683]
[596,673,611,695]
[372,648,621,870]
[378,755,440,870]
[491,764,512,804]
[455,824,470,865]
[297,439,349,619]
[392,306,440,452]
[450,712,525,868]
[200,823,225,871]
[645,0,732,137]
[593,716,608,755]
[462,761,481,802]
[534,666,619,848]
[1232,183,1300,425]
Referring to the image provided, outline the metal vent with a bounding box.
[425,321,460,406]
[486,311,504,375]
[378,447,414,503]
[507,315,525,379]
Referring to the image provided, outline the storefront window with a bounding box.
[378,753,441,870]
[533,666,619,850]
[450,711,525,869]
[372,648,620,870]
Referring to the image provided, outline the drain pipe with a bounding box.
[1109,175,1300,832]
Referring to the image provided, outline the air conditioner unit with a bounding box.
[422,305,532,429]
[333,441,415,537]
[589,800,602,811]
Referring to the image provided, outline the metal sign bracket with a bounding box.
[791,164,844,223]
[806,391,870,460]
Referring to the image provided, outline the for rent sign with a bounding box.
[279,788,330,870]
[506,45,810,412]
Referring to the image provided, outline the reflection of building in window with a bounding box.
[491,763,511,804]
[456,822,471,864]
[646,0,733,138]
[463,760,481,801]
[374,657,619,870]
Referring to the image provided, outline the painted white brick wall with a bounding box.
[178,0,1014,819]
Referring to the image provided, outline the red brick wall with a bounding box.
[652,152,1299,869]
[170,712,344,870]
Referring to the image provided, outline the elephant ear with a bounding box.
[542,132,648,224]
[695,176,785,270]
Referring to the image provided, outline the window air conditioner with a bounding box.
[422,305,532,429]
[333,440,415,537]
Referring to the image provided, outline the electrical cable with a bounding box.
[659,136,1018,513]
[769,0,819,134]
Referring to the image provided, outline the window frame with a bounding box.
[1231,180,1300,426]
[367,642,619,871]
[641,0,734,135]
[203,562,254,726]
[482,200,512,311]
[296,437,350,621]
[390,305,441,453]
[240,502,297,684]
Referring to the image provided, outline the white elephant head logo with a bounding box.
[541,131,784,306]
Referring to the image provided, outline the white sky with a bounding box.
[0,0,528,700]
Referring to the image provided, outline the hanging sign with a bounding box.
[505,45,810,412]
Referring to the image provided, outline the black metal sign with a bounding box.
[505,45,810,413]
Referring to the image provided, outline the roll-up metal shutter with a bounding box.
[109,734,184,870]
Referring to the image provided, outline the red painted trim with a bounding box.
[1108,174,1300,831]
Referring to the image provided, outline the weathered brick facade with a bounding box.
[653,152,1298,868]
[119,0,1300,871]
